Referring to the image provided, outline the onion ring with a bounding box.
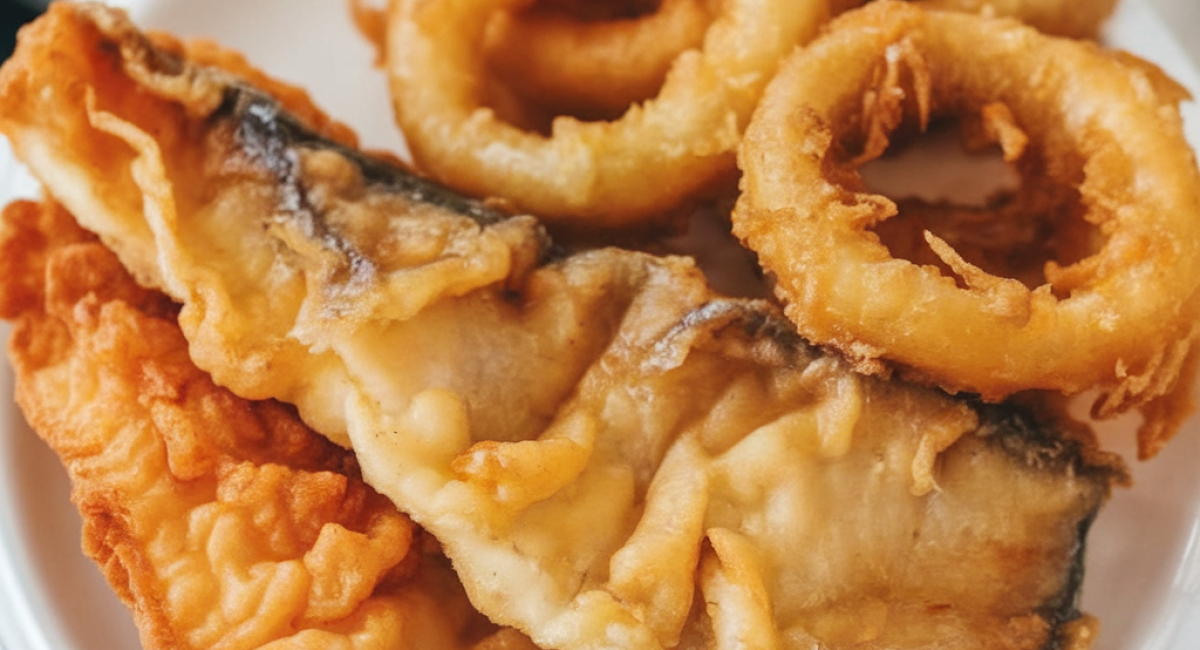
[482,0,717,119]
[832,0,1119,38]
[383,0,829,229]
[733,1,1200,415]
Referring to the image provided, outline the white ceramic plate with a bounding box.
[2,1,1200,648]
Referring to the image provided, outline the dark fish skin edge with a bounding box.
[227,85,515,227]
[224,83,568,281]
[974,401,1110,650]
[222,76,1112,649]
[660,300,1110,647]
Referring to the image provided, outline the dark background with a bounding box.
[1,0,42,61]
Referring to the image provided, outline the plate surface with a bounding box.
[2,1,1200,649]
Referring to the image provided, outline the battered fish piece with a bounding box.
[0,4,1124,650]
[0,197,536,650]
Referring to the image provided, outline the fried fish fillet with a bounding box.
[0,197,538,650]
[0,4,1125,650]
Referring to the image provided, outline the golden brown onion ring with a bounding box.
[832,0,1119,38]
[384,0,829,229]
[733,1,1200,415]
[482,0,716,119]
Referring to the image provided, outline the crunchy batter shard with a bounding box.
[0,4,1128,650]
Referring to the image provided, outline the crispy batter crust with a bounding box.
[381,0,828,229]
[0,5,1132,650]
[0,197,531,650]
[733,1,1200,457]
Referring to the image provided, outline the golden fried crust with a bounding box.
[0,6,1127,650]
[732,1,1200,448]
[0,198,523,650]
[3,2,356,149]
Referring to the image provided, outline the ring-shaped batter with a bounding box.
[483,0,717,119]
[385,0,829,229]
[733,1,1200,407]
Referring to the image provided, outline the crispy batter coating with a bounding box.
[0,197,1120,650]
[379,0,829,229]
[0,6,1127,650]
[733,1,1200,458]
[0,198,533,650]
